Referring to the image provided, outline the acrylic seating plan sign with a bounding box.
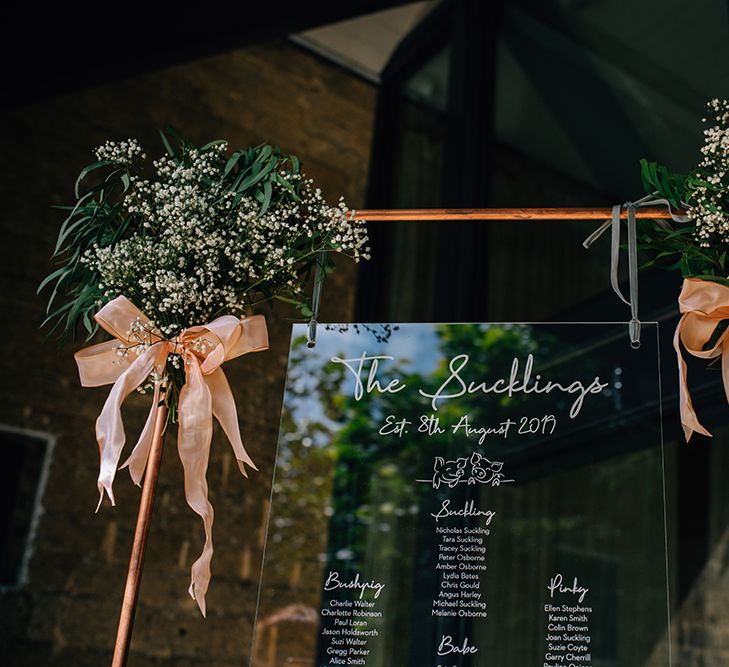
[252,323,671,667]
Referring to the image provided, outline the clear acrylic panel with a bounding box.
[252,323,670,667]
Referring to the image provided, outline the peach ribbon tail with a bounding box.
[674,278,729,441]
[74,296,269,616]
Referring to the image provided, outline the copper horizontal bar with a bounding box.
[351,206,684,221]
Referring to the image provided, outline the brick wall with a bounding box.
[0,40,375,666]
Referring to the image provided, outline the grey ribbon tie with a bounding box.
[306,251,327,348]
[582,193,691,249]
[604,203,641,347]
[625,204,640,348]
[583,193,690,348]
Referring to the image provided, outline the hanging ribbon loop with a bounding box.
[307,251,327,348]
[583,193,692,348]
[626,203,641,348]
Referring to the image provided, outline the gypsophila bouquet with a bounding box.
[40,130,369,417]
[638,98,729,283]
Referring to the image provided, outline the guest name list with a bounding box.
[314,347,608,666]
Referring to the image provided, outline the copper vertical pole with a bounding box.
[111,396,169,667]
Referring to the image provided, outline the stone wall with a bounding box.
[0,40,375,666]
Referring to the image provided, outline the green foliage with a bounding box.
[38,165,133,342]
[638,158,712,211]
[637,163,724,278]
[637,100,729,282]
[635,215,729,285]
[38,129,363,343]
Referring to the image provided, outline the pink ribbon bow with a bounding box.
[74,296,268,616]
[675,278,729,442]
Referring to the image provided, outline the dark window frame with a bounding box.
[0,426,54,590]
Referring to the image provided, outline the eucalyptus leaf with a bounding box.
[82,309,94,335]
[200,139,227,151]
[223,150,243,178]
[74,161,117,198]
[54,215,92,255]
[259,181,273,216]
[238,157,276,191]
[159,129,175,158]
[37,266,68,295]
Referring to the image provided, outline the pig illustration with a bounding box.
[469,452,491,484]
[469,452,505,485]
[432,456,468,489]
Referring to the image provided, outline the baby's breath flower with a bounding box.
[94,138,145,164]
[82,138,369,337]
[692,99,729,248]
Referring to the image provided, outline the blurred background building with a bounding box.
[1,1,728,665]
